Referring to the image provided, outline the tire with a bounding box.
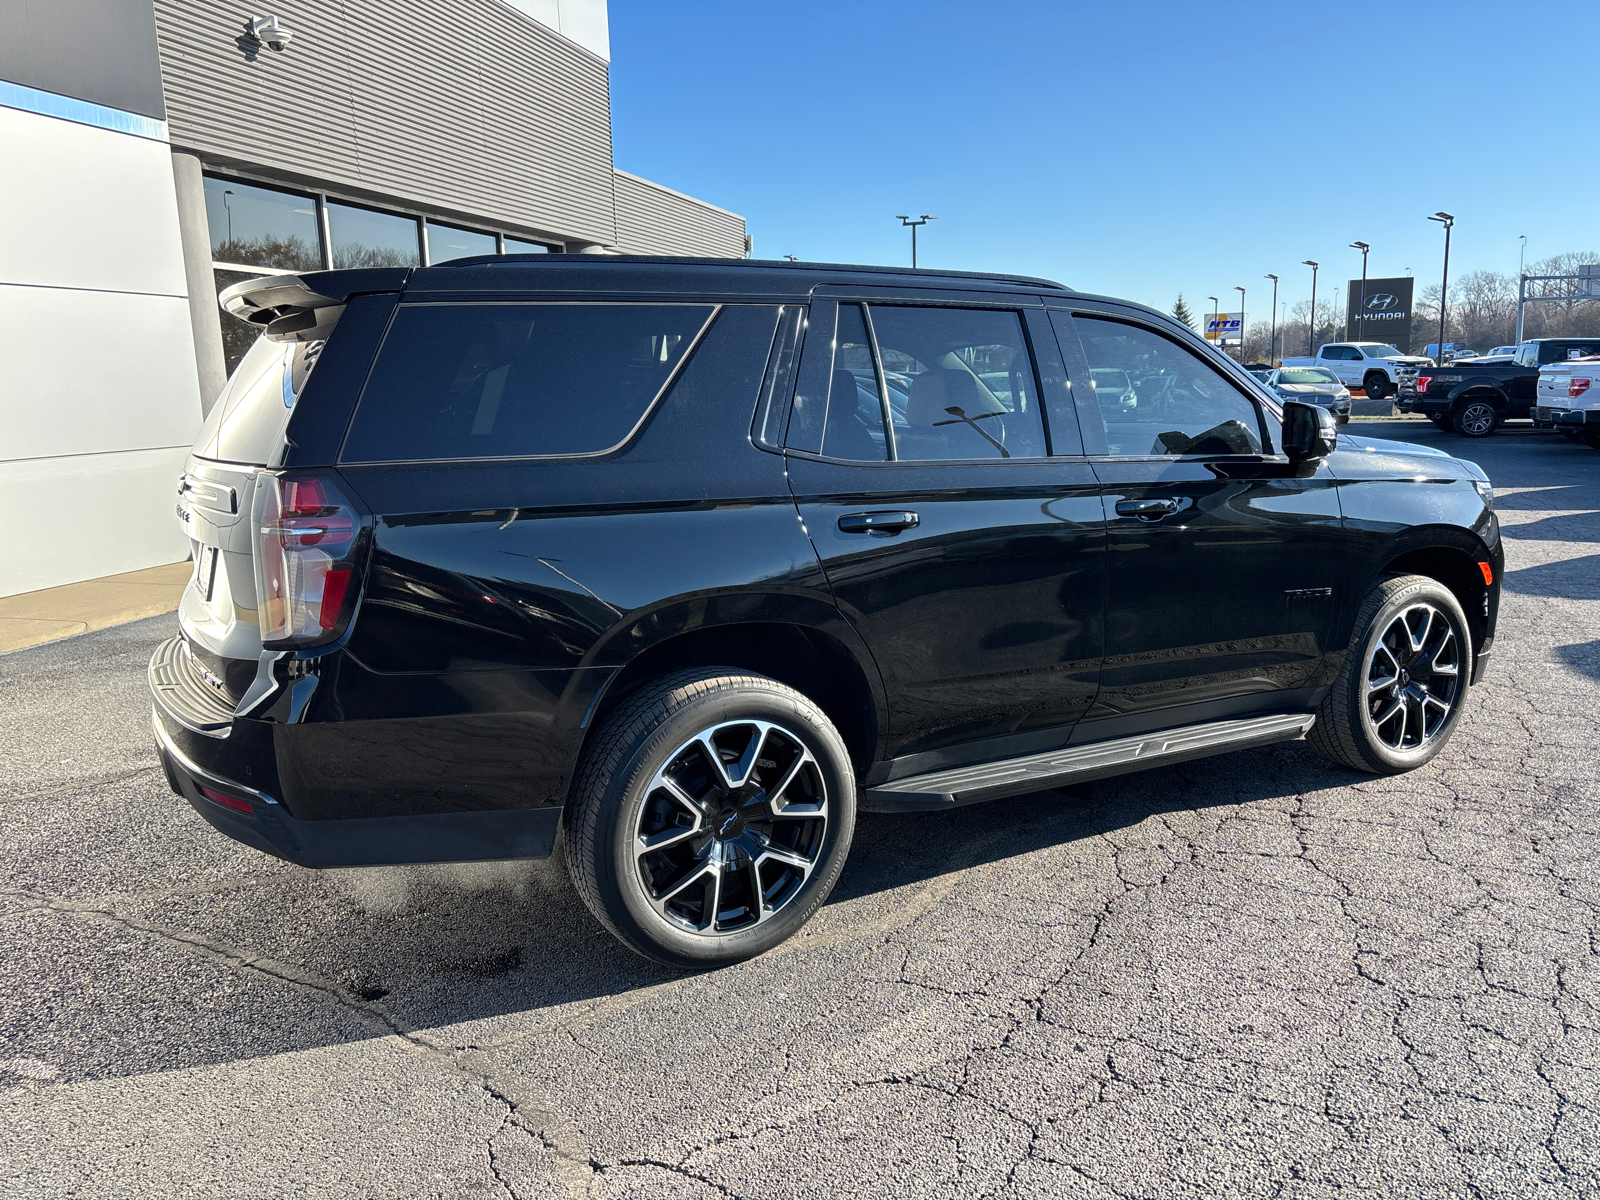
[1363,373,1390,401]
[1307,574,1472,774]
[1559,429,1581,442]
[1451,397,1501,437]
[564,667,856,968]
[1583,430,1600,451]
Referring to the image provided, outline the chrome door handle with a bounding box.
[1115,497,1179,519]
[838,510,919,535]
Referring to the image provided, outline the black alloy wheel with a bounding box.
[1363,374,1390,401]
[1307,574,1472,774]
[565,668,855,967]
[1452,398,1500,437]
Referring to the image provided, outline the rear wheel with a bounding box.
[1451,397,1501,437]
[1583,429,1600,451]
[1363,373,1390,401]
[565,668,856,968]
[1307,575,1472,774]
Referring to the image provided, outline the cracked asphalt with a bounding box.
[3,419,1598,1199]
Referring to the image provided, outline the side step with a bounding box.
[862,712,1317,812]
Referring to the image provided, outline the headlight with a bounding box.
[1472,480,1495,509]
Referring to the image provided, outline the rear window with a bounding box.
[341,303,716,462]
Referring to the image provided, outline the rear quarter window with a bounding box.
[341,303,717,462]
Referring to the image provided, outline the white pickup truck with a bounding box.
[1279,342,1434,400]
[1535,357,1600,447]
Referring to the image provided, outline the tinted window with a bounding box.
[426,222,496,263]
[868,306,1046,460]
[328,202,421,268]
[820,305,889,460]
[203,177,321,271]
[1074,316,1266,456]
[343,304,715,462]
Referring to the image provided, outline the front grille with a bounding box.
[149,637,236,735]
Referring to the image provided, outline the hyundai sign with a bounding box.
[1346,276,1415,350]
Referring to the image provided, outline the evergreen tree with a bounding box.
[1171,294,1196,329]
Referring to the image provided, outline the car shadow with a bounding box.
[1552,640,1600,681]
[52,739,1361,1088]
[1502,553,1600,600]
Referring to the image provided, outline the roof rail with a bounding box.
[432,253,1070,292]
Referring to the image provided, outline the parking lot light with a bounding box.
[1234,286,1246,361]
[896,215,936,269]
[1302,262,1319,356]
[1265,274,1279,363]
[1207,296,1219,348]
[1428,213,1455,365]
[1350,242,1370,341]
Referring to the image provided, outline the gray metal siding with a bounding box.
[152,0,616,244]
[1,0,166,119]
[613,170,745,258]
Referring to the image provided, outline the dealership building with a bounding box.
[1,0,745,598]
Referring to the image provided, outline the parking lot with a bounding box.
[3,419,1597,1199]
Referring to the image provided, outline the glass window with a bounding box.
[503,237,552,254]
[866,306,1046,461]
[343,303,715,462]
[328,202,421,268]
[1074,316,1267,457]
[820,305,890,460]
[203,177,321,271]
[426,222,497,264]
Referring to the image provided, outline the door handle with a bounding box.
[838,510,919,536]
[1115,497,1180,520]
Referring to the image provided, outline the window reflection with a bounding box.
[426,222,497,263]
[328,202,421,268]
[203,177,321,271]
[503,236,552,254]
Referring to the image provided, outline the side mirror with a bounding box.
[1281,400,1337,463]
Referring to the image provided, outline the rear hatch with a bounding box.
[178,335,322,700]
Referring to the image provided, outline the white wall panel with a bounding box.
[0,106,189,296]
[0,284,204,462]
[0,446,190,596]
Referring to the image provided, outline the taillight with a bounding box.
[1416,375,1433,393]
[251,472,367,647]
[1570,377,1592,398]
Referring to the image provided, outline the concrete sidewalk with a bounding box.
[0,561,190,653]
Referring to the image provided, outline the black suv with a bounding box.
[152,256,1502,967]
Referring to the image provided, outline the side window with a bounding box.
[820,305,890,461]
[342,303,714,462]
[866,306,1047,460]
[1073,316,1268,457]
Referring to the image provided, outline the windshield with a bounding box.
[1278,368,1339,385]
[1358,345,1404,359]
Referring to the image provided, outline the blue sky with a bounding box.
[609,0,1598,320]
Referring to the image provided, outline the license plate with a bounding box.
[192,546,219,601]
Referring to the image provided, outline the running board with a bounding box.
[861,712,1317,812]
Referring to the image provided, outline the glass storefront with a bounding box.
[328,202,422,269]
[202,177,321,271]
[426,221,497,263]
[504,236,552,254]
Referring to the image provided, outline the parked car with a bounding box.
[1459,345,1519,364]
[152,256,1502,967]
[1263,366,1352,422]
[1401,337,1600,436]
[1279,342,1433,400]
[1534,356,1600,443]
[1089,366,1137,409]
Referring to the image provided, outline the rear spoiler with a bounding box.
[218,268,411,341]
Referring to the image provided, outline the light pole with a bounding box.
[1264,274,1279,363]
[895,214,936,268]
[1302,261,1319,356]
[1428,212,1454,363]
[223,189,235,244]
[1207,296,1219,349]
[1350,241,1370,341]
[1234,286,1246,361]
[1518,234,1527,278]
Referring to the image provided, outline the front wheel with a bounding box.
[1306,575,1472,774]
[1363,373,1391,401]
[1452,398,1501,437]
[564,668,856,968]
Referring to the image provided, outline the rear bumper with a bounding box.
[1553,408,1600,427]
[150,637,561,868]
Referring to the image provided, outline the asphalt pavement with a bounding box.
[3,420,1598,1199]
